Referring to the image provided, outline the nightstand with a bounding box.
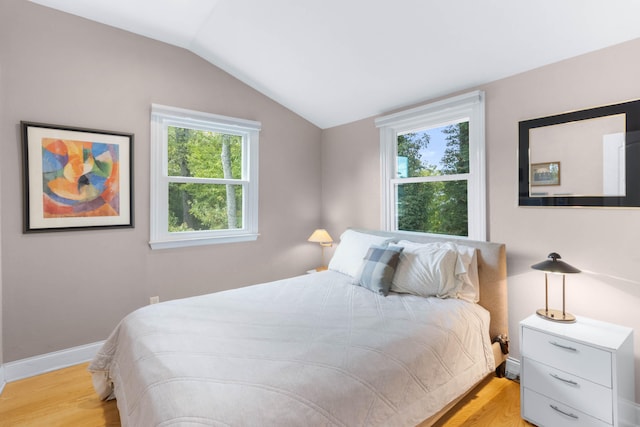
[520,315,635,427]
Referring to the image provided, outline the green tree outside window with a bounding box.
[167,126,243,232]
[396,121,469,236]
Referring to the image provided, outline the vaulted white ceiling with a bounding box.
[29,0,640,129]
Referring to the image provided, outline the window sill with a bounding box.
[149,233,259,250]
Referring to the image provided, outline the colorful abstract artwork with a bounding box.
[22,122,133,232]
[42,138,120,218]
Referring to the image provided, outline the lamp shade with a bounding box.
[307,229,333,244]
[531,252,580,274]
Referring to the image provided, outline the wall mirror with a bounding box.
[519,99,640,207]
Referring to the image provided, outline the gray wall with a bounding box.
[321,38,640,399]
[0,0,322,362]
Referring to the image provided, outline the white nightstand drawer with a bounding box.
[523,358,613,423]
[523,388,611,427]
[522,327,612,387]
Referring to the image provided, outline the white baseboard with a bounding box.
[3,341,105,383]
[505,356,521,381]
[625,401,640,427]
[0,364,5,395]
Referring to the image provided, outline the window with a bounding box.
[376,91,486,240]
[150,104,260,249]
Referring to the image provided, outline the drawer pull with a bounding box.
[549,373,579,386]
[549,341,577,352]
[550,404,579,420]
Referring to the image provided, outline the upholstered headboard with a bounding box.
[350,228,508,341]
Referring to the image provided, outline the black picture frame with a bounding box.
[21,121,134,232]
[519,99,640,207]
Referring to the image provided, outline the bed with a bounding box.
[89,228,508,426]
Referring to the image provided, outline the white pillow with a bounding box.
[328,230,391,277]
[450,243,480,302]
[392,240,480,301]
[391,243,459,298]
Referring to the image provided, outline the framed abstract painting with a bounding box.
[21,121,134,232]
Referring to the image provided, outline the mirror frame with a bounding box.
[519,99,640,207]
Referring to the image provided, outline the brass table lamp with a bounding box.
[531,252,580,323]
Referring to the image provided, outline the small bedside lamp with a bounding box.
[308,229,333,271]
[532,252,581,323]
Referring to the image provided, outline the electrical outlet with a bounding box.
[149,296,160,305]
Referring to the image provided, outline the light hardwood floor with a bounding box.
[432,375,533,427]
[0,363,120,426]
[0,363,532,426]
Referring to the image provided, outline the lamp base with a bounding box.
[536,308,576,323]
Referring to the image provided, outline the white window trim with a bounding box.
[149,104,260,250]
[375,90,486,240]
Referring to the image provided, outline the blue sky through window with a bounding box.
[397,125,449,178]
[419,125,448,170]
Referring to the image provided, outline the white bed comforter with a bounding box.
[89,270,494,427]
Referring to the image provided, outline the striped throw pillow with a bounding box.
[354,244,404,296]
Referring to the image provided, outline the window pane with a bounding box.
[397,121,469,178]
[168,126,242,179]
[396,181,467,236]
[168,183,243,231]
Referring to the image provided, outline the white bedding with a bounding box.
[89,270,495,426]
